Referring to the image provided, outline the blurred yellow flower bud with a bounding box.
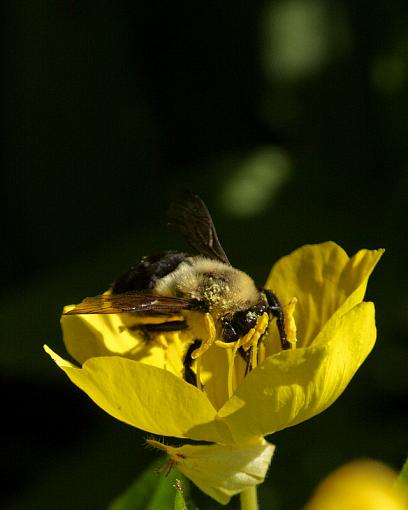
[304,460,408,510]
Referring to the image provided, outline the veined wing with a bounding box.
[167,191,230,265]
[63,291,196,315]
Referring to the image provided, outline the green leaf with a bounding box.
[398,456,408,486]
[173,479,188,510]
[109,458,191,510]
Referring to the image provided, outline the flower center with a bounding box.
[184,296,298,399]
[122,297,298,407]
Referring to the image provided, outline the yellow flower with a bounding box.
[45,242,382,503]
[304,460,408,510]
[45,242,382,444]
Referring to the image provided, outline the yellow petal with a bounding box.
[217,302,376,442]
[148,438,275,505]
[198,346,231,411]
[61,308,143,363]
[304,460,408,510]
[61,310,191,378]
[265,242,383,346]
[327,247,384,327]
[44,345,231,443]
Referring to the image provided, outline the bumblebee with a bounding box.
[65,193,290,385]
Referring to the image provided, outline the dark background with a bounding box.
[2,1,408,509]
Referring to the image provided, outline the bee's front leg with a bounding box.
[263,289,291,350]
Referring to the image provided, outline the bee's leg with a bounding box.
[238,346,252,375]
[183,339,201,386]
[125,320,188,344]
[263,289,291,350]
[134,320,188,332]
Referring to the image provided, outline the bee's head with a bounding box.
[221,303,267,342]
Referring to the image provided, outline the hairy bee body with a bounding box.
[65,193,289,385]
[154,257,261,320]
[112,251,264,341]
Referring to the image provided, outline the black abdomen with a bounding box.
[111,251,188,294]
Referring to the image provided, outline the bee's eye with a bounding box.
[223,305,265,342]
[254,304,267,315]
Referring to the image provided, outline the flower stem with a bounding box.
[240,486,258,510]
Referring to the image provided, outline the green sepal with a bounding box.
[109,458,191,510]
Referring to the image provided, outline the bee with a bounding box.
[64,192,290,385]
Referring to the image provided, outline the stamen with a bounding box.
[227,341,240,399]
[156,334,168,349]
[191,313,216,359]
[251,338,259,369]
[283,297,298,348]
[258,340,266,365]
[218,312,269,397]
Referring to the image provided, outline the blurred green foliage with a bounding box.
[109,458,190,510]
[400,457,408,487]
[2,0,408,509]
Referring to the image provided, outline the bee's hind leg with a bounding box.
[238,346,252,375]
[127,320,188,333]
[183,339,202,386]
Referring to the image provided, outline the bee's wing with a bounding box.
[63,292,195,315]
[167,191,230,265]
